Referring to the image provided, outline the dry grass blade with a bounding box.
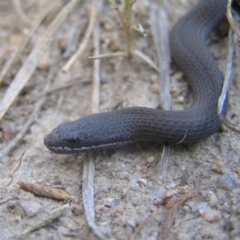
[89,51,127,59]
[0,153,23,189]
[82,154,108,239]
[108,0,134,56]
[0,0,79,120]
[218,28,240,133]
[82,1,109,239]
[150,5,171,179]
[30,78,92,103]
[132,50,159,72]
[0,1,58,84]
[12,0,31,26]
[227,0,240,38]
[62,1,97,73]
[22,204,69,236]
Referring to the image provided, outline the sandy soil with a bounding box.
[0,0,239,239]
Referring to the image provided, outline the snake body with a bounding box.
[44,0,228,154]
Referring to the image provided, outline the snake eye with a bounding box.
[65,138,80,149]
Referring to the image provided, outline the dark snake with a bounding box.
[44,0,228,154]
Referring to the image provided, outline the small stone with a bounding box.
[216,174,238,191]
[187,201,208,212]
[72,206,84,216]
[0,156,9,163]
[211,161,224,173]
[102,198,114,208]
[0,178,11,187]
[137,178,147,186]
[208,191,218,207]
[149,188,166,201]
[147,156,155,163]
[151,82,160,94]
[199,208,221,222]
[172,71,183,80]
[236,167,240,176]
[183,205,190,212]
[58,226,69,235]
[115,206,124,215]
[150,74,158,83]
[19,201,41,217]
[177,96,185,103]
[166,183,177,189]
[154,198,163,206]
[95,205,108,212]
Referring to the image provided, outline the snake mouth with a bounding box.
[45,140,135,154]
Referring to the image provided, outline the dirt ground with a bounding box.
[0,0,239,239]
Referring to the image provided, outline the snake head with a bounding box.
[44,112,128,154]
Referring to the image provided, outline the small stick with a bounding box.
[0,153,24,189]
[22,204,69,236]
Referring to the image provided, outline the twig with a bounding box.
[22,204,69,236]
[130,181,201,240]
[0,197,20,205]
[30,78,92,103]
[0,153,24,189]
[0,0,79,120]
[62,1,97,73]
[158,180,201,240]
[150,5,171,180]
[129,210,160,240]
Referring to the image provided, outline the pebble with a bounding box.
[147,156,155,163]
[0,178,11,187]
[95,205,108,212]
[199,208,221,222]
[216,174,238,191]
[137,178,147,186]
[187,201,208,212]
[72,206,84,216]
[19,201,41,217]
[211,161,224,173]
[236,167,240,176]
[102,198,114,208]
[0,156,9,163]
[149,188,167,201]
[208,191,218,207]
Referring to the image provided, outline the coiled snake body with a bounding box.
[44,0,228,154]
